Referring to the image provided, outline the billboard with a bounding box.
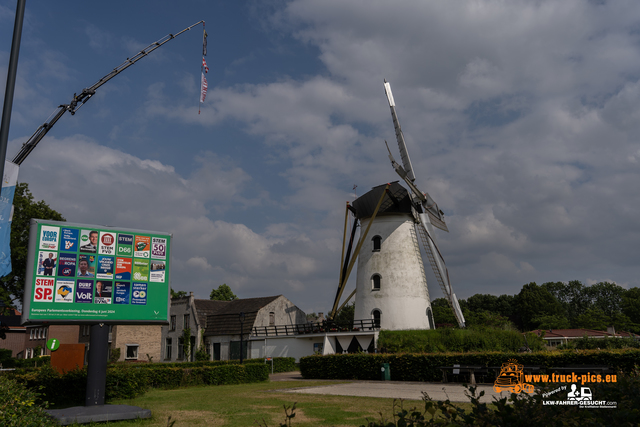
[22,219,171,325]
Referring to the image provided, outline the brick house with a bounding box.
[0,312,26,359]
[23,324,80,358]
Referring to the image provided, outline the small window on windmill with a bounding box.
[372,309,381,328]
[372,274,381,291]
[372,235,381,252]
[269,312,275,326]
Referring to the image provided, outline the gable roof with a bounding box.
[203,295,281,336]
[193,299,228,329]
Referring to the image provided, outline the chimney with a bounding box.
[607,325,616,335]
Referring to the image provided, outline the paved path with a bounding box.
[269,372,511,403]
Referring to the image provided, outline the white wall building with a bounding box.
[352,182,435,331]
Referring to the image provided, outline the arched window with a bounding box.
[372,309,381,328]
[372,274,381,291]
[372,235,381,252]
[426,307,435,330]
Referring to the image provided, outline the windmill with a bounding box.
[330,80,465,330]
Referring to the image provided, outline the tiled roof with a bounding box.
[203,295,281,336]
[193,299,228,329]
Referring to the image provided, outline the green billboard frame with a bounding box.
[21,219,171,325]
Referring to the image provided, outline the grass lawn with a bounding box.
[99,380,456,427]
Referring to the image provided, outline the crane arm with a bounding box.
[12,21,204,165]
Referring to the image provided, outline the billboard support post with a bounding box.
[85,323,109,406]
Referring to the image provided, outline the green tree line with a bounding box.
[433,281,640,333]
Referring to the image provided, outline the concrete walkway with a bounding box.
[269,372,511,403]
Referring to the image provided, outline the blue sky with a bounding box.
[2,0,640,315]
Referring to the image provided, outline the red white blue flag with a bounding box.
[199,25,208,114]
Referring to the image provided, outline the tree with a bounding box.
[586,282,625,318]
[542,280,589,327]
[514,282,565,331]
[210,284,237,301]
[431,298,457,327]
[170,288,187,299]
[1,183,64,307]
[622,287,640,327]
[334,302,355,325]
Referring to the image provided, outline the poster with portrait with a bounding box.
[23,220,171,325]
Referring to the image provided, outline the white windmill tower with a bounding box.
[330,81,465,331]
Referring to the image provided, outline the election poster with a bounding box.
[117,234,134,257]
[97,256,114,279]
[77,254,96,277]
[95,280,112,304]
[79,230,98,253]
[150,260,166,283]
[56,253,77,277]
[132,259,149,281]
[61,228,79,252]
[114,282,130,305]
[55,280,74,303]
[134,235,150,258]
[99,231,116,255]
[22,220,171,325]
[115,257,132,280]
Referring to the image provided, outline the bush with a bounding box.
[359,370,640,426]
[9,362,270,408]
[0,374,56,426]
[6,356,51,369]
[378,329,544,353]
[300,349,640,382]
[558,336,640,350]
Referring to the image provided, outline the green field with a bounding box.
[103,380,448,427]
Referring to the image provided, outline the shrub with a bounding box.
[300,349,640,382]
[378,329,544,353]
[0,374,57,426]
[359,369,640,426]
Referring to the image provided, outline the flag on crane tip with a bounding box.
[199,25,208,113]
[200,67,208,104]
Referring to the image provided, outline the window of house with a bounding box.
[125,345,139,360]
[165,338,172,360]
[372,274,381,291]
[269,312,275,326]
[372,309,381,328]
[372,235,381,252]
[170,315,176,331]
[178,337,184,359]
[42,328,47,340]
[37,328,41,339]
[183,314,190,329]
[81,325,90,336]
[30,329,34,340]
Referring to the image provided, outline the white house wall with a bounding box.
[253,296,307,330]
[354,215,432,330]
[248,332,378,362]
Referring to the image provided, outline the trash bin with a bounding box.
[380,363,390,381]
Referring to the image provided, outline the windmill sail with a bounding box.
[384,80,416,182]
[383,80,465,328]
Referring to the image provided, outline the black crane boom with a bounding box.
[11,21,204,165]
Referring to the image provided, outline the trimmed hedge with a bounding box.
[109,357,296,373]
[300,349,640,382]
[378,329,545,353]
[7,362,270,407]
